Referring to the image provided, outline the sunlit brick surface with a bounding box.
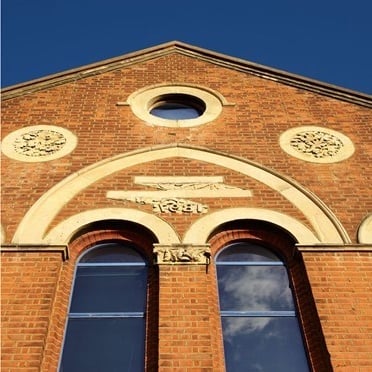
[1,45,371,371]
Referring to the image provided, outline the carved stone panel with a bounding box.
[1,125,78,162]
[117,197,208,214]
[106,176,252,214]
[279,126,355,163]
[154,244,211,264]
[289,131,343,159]
[151,198,208,214]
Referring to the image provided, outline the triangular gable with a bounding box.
[2,40,371,107]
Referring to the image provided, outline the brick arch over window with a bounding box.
[208,223,333,371]
[183,208,319,245]
[41,226,159,372]
[12,144,349,245]
[67,221,158,259]
[209,221,298,262]
[43,208,180,245]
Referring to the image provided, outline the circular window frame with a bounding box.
[279,125,355,163]
[127,84,224,128]
[1,125,78,162]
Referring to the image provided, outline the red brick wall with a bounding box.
[2,54,371,242]
[303,252,372,371]
[157,265,225,372]
[1,253,62,371]
[2,51,371,371]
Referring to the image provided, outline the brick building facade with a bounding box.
[1,41,371,371]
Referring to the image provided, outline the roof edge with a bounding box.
[2,41,371,107]
[1,41,181,94]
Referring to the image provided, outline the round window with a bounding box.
[150,94,206,120]
[126,85,224,128]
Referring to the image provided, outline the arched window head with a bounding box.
[60,242,147,371]
[216,242,309,372]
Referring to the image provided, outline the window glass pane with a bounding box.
[151,104,201,120]
[70,266,147,313]
[149,93,206,120]
[218,265,294,311]
[61,317,145,372]
[222,317,309,372]
[80,243,145,263]
[217,243,280,262]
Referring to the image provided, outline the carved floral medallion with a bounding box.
[1,125,78,162]
[13,129,67,157]
[280,126,355,163]
[289,130,344,159]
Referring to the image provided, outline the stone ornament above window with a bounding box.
[121,197,209,214]
[279,126,355,163]
[121,84,227,128]
[106,176,252,214]
[154,244,211,265]
[1,125,78,162]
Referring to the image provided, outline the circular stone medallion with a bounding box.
[1,125,78,162]
[279,126,355,163]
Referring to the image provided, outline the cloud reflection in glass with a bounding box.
[216,242,309,372]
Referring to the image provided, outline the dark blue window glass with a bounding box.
[70,266,147,313]
[61,318,145,372]
[151,103,201,120]
[60,243,147,372]
[150,94,205,120]
[80,244,145,263]
[216,242,309,372]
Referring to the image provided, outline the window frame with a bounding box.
[59,242,148,372]
[126,84,224,127]
[216,241,310,372]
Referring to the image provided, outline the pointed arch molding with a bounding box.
[12,144,350,245]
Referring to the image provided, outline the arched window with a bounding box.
[60,242,148,371]
[216,242,309,372]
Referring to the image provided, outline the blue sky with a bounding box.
[2,0,371,94]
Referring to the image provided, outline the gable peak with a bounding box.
[2,41,371,107]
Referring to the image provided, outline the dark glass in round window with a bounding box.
[150,94,206,120]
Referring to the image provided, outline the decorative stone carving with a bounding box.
[1,125,78,162]
[13,130,67,157]
[140,182,241,191]
[152,198,208,213]
[107,176,252,214]
[154,244,211,264]
[279,126,355,163]
[134,176,251,195]
[126,197,208,213]
[289,131,343,158]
